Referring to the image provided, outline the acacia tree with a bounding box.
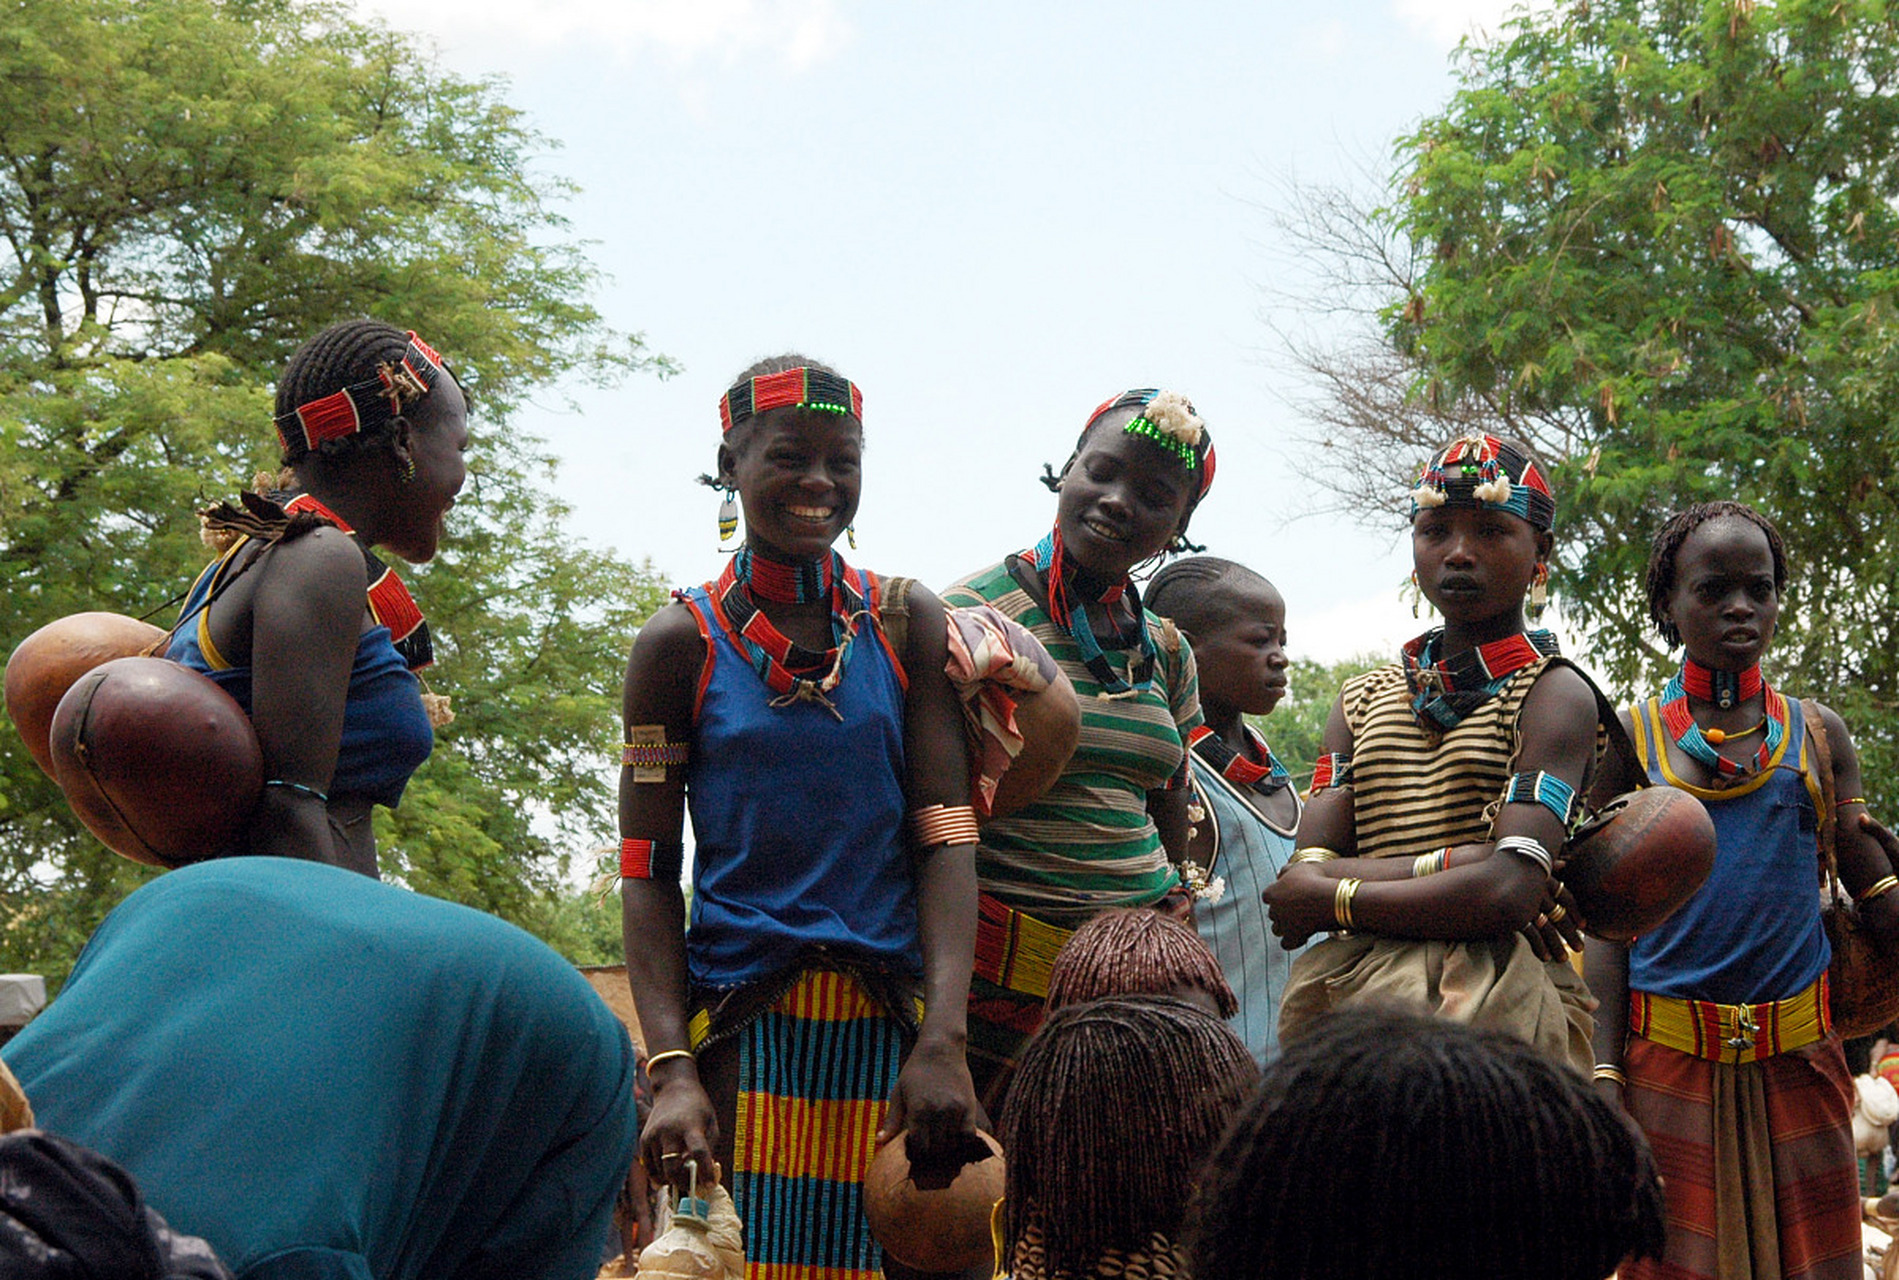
[1282,0,1899,801]
[0,0,671,982]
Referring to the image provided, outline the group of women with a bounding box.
[5,317,1898,1280]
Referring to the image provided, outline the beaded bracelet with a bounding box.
[1501,770,1582,832]
[621,837,686,881]
[1858,874,1899,906]
[910,804,981,850]
[1591,1064,1628,1087]
[1333,877,1363,931]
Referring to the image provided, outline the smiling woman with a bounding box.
[942,387,1215,1111]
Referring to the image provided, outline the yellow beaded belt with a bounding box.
[973,893,1075,1001]
[1629,974,1831,1065]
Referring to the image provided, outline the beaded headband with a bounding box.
[1408,432,1554,531]
[1084,388,1217,500]
[274,332,448,460]
[719,367,864,433]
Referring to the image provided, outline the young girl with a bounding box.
[1147,556,1303,1059]
[942,388,1214,1106]
[1265,433,1601,1071]
[619,356,982,1280]
[1587,501,1899,1280]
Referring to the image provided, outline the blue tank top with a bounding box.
[1627,694,1830,1004]
[678,571,918,989]
[168,543,434,809]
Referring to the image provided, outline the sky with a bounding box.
[352,0,1554,666]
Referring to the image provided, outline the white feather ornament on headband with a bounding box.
[1410,484,1448,507]
[1472,474,1513,505]
[1143,390,1203,448]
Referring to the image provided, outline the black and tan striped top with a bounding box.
[1343,657,1571,861]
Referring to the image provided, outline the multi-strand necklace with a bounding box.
[1660,658,1786,780]
[1402,627,1561,731]
[1017,527,1156,699]
[710,547,863,720]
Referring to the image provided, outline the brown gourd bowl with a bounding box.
[48,657,263,867]
[5,612,169,778]
[1562,787,1716,942]
[863,1128,1005,1273]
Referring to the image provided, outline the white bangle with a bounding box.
[1494,834,1553,877]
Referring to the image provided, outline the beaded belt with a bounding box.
[973,893,1075,1000]
[1629,974,1831,1065]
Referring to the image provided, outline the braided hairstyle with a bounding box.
[1185,1008,1666,1280]
[1644,501,1788,647]
[1145,557,1274,640]
[1044,908,1237,1018]
[275,319,423,466]
[1000,996,1257,1280]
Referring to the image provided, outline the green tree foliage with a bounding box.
[0,0,673,984]
[1284,0,1899,803]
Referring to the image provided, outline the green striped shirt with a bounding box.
[944,560,1201,926]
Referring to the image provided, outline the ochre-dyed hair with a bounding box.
[1644,500,1789,647]
[275,319,424,465]
[1000,997,1257,1280]
[1045,908,1237,1018]
[1185,1007,1666,1280]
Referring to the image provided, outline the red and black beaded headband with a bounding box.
[1083,388,1217,500]
[274,332,449,459]
[718,367,864,433]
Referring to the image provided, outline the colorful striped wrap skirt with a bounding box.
[1621,1032,1861,1280]
[690,966,917,1280]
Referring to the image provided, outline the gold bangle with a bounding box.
[909,804,981,849]
[1334,877,1363,931]
[1291,847,1341,866]
[645,1049,697,1073]
[1592,1064,1628,1087]
[1858,875,1899,905]
[1838,797,1868,808]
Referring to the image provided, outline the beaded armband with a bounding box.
[623,726,689,783]
[1309,753,1355,794]
[621,838,686,881]
[1501,770,1581,832]
[910,804,981,850]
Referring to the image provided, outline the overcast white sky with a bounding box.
[355,0,1548,665]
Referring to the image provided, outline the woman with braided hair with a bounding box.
[1585,501,1899,1280]
[1186,1007,1665,1280]
[619,354,983,1280]
[998,996,1257,1280]
[943,389,1214,1108]
[167,318,466,874]
[1043,906,1236,1019]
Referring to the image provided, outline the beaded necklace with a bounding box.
[706,548,864,721]
[1402,627,1560,731]
[1659,658,1786,781]
[732,545,830,604]
[280,493,433,671]
[1187,724,1290,797]
[1017,527,1156,699]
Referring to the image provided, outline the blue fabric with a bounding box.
[5,859,638,1280]
[1190,760,1307,1062]
[1629,695,1831,1004]
[680,574,919,988]
[167,550,433,809]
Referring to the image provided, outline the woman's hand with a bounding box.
[640,1065,720,1195]
[879,1032,985,1165]
[1263,861,1337,949]
[1521,879,1586,960]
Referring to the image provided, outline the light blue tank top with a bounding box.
[677,572,919,989]
[1627,694,1830,1004]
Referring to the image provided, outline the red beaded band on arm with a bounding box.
[621,838,686,881]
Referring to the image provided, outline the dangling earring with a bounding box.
[846,524,857,550]
[400,455,416,485]
[1403,570,1424,619]
[1528,562,1550,623]
[717,485,738,548]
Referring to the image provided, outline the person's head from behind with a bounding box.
[1146,556,1289,719]
[1044,907,1237,1019]
[1187,1007,1665,1280]
[999,996,1257,1279]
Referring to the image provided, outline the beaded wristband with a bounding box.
[910,804,981,849]
[1501,770,1582,832]
[1334,877,1363,931]
[1591,1064,1628,1087]
[621,837,686,881]
[622,742,690,768]
[1858,875,1899,905]
[1495,834,1554,877]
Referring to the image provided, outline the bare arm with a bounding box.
[245,527,366,865]
[1814,702,1899,945]
[618,603,713,1185]
[1292,693,1356,856]
[882,584,985,1152]
[1585,937,1632,1109]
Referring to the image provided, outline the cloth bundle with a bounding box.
[945,605,1059,816]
